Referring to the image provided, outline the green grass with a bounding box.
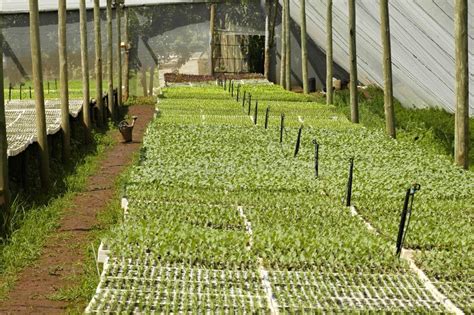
[0,130,115,300]
[313,86,474,170]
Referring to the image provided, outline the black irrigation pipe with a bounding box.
[396,184,421,257]
[242,91,247,107]
[294,125,303,157]
[280,113,285,143]
[8,84,12,101]
[236,85,240,102]
[248,94,252,115]
[345,157,354,207]
[254,100,258,125]
[264,106,270,129]
[313,139,319,177]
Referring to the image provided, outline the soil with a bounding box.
[0,105,155,314]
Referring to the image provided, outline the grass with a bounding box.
[0,130,115,300]
[313,86,474,170]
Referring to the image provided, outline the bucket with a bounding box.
[119,116,138,143]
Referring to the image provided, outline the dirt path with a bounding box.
[0,105,154,314]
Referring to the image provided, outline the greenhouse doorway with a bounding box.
[212,30,265,74]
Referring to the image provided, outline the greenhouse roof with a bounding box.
[0,0,208,14]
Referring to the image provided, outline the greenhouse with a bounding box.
[0,0,472,314]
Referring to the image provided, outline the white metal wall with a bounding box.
[286,0,473,115]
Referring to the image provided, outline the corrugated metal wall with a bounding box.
[284,0,473,115]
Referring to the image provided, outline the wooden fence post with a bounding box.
[300,0,308,94]
[280,1,286,87]
[116,1,122,108]
[107,0,115,120]
[0,14,10,217]
[454,0,469,169]
[349,0,359,123]
[94,0,104,126]
[79,0,91,142]
[58,0,71,161]
[284,0,291,91]
[326,0,333,105]
[29,0,50,189]
[209,4,216,76]
[380,0,396,138]
[123,7,130,101]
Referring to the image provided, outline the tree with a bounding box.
[454,0,469,169]
[300,0,308,94]
[380,0,395,138]
[58,0,71,160]
[29,0,50,189]
[348,0,359,123]
[326,0,333,105]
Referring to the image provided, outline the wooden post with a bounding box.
[264,0,277,80]
[284,0,291,91]
[149,65,155,96]
[380,0,395,138]
[123,7,130,101]
[29,0,50,189]
[454,0,469,169]
[0,14,10,214]
[300,0,308,94]
[280,1,286,87]
[141,66,148,97]
[80,0,91,142]
[209,4,216,76]
[349,0,359,123]
[116,1,122,108]
[326,0,333,105]
[107,0,114,120]
[94,0,104,126]
[58,0,71,161]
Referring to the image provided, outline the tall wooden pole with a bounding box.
[29,0,50,189]
[123,7,130,101]
[280,1,286,87]
[380,0,396,138]
[107,0,114,120]
[300,0,308,94]
[79,0,91,142]
[326,0,333,105]
[264,0,271,80]
[149,65,155,96]
[141,66,148,97]
[264,0,277,81]
[0,14,10,215]
[58,0,71,161]
[454,0,469,169]
[209,4,216,76]
[116,2,122,108]
[94,0,104,126]
[284,0,291,91]
[349,0,359,123]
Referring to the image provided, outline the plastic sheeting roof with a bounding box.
[0,0,207,13]
[287,0,473,115]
